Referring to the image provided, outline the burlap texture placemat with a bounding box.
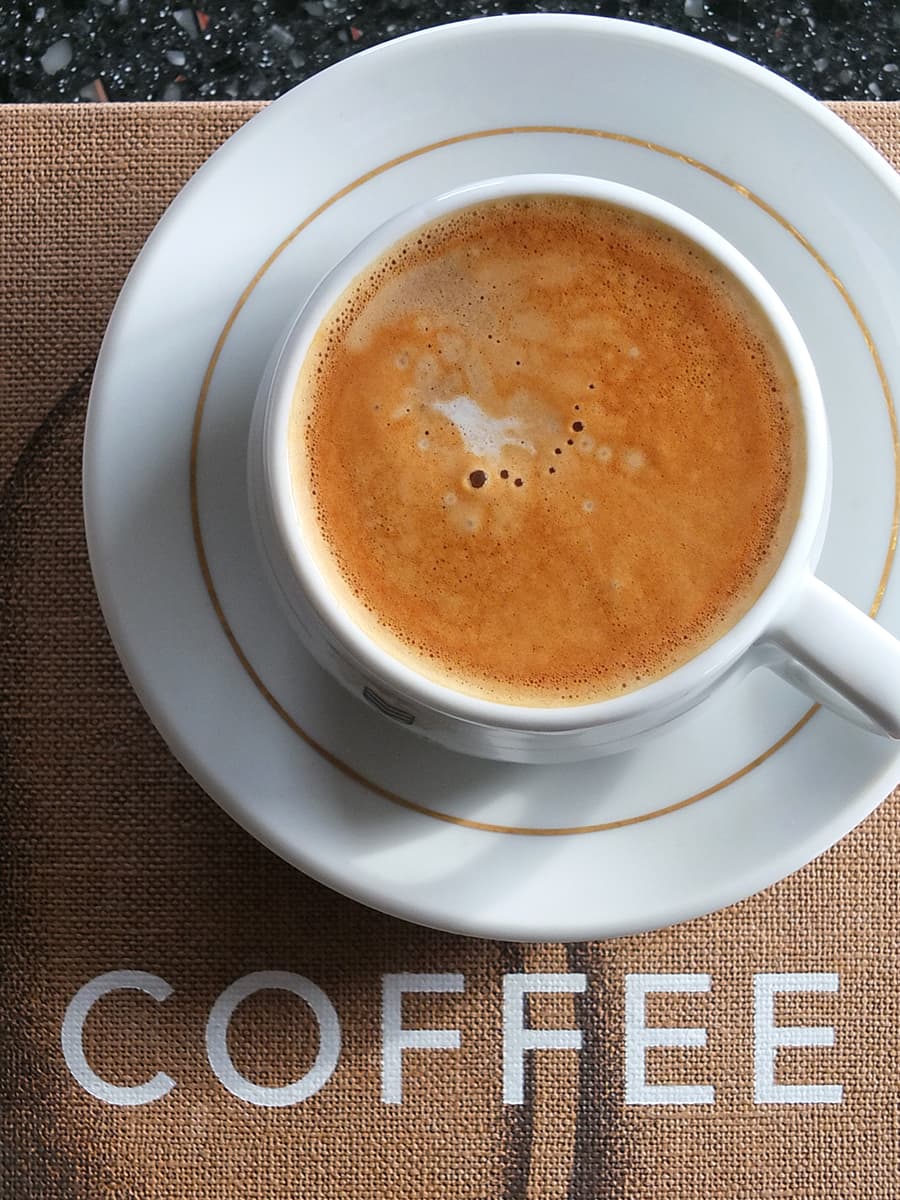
[1,100,899,1199]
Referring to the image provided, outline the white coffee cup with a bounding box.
[247,173,900,763]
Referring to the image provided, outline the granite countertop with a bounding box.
[2,1,899,105]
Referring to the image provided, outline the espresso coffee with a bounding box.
[290,195,803,706]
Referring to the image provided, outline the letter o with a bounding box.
[205,971,341,1106]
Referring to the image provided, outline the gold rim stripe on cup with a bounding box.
[190,125,899,837]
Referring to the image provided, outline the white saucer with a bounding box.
[84,15,900,941]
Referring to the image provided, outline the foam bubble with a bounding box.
[446,501,483,535]
[432,394,534,459]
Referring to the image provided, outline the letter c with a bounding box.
[61,971,176,1106]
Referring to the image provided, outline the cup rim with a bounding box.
[260,172,829,733]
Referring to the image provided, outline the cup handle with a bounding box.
[765,572,900,737]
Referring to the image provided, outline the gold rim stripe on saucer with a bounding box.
[190,125,899,836]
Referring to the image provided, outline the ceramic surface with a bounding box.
[85,16,900,939]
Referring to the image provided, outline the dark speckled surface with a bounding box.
[2,1,899,104]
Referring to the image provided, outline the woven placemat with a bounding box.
[1,100,898,1199]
